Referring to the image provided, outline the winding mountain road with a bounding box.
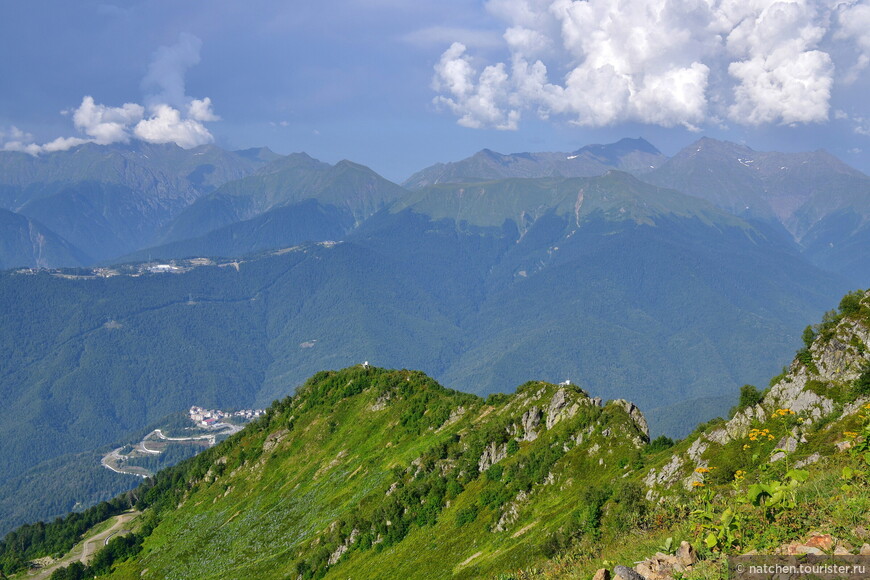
[28,511,140,580]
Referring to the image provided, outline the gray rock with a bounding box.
[521,406,542,441]
[686,438,708,464]
[770,436,799,462]
[794,453,821,468]
[546,389,569,429]
[614,564,646,580]
[613,399,650,439]
[644,454,684,489]
[478,441,508,472]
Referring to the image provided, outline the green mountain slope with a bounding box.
[0,208,86,269]
[159,154,407,246]
[117,200,354,263]
[0,143,274,265]
[0,169,850,532]
[5,290,870,580]
[642,137,870,282]
[371,172,846,430]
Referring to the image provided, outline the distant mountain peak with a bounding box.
[572,136,662,159]
[403,138,666,189]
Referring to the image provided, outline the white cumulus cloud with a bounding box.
[72,96,145,144]
[433,42,521,130]
[0,34,218,156]
[187,97,220,122]
[835,1,870,82]
[133,104,214,148]
[432,0,868,131]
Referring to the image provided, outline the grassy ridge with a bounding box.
[70,367,647,579]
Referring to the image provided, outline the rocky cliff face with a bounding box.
[645,290,870,497]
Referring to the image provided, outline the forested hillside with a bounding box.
[0,168,849,532]
[3,289,869,579]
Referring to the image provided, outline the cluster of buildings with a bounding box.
[188,406,265,428]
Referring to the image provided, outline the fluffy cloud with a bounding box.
[433,43,520,129]
[835,1,870,82]
[134,104,214,148]
[187,97,220,122]
[433,0,866,130]
[1,34,217,155]
[72,96,144,144]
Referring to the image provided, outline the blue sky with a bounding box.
[2,0,869,181]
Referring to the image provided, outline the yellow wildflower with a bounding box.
[692,481,705,488]
[743,444,751,450]
[844,431,859,439]
[695,467,710,474]
[734,470,746,481]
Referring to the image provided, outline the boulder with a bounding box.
[676,541,697,566]
[805,533,833,551]
[614,564,646,580]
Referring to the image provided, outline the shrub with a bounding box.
[854,367,870,396]
[802,325,817,349]
[455,504,479,527]
[647,435,675,453]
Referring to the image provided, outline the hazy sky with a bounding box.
[2,0,869,180]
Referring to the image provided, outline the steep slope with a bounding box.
[0,171,850,532]
[37,368,649,580]
[158,154,407,248]
[402,137,665,189]
[6,292,870,579]
[375,172,847,432]
[0,143,274,265]
[644,289,870,500]
[643,137,870,282]
[0,208,86,269]
[505,289,870,579]
[117,200,354,263]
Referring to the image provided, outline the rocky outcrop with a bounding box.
[327,528,359,566]
[645,293,870,496]
[478,441,508,473]
[494,490,528,532]
[262,428,288,453]
[437,405,466,431]
[613,541,698,580]
[613,399,650,439]
[644,455,684,500]
[370,391,391,411]
[521,407,542,442]
[546,389,570,429]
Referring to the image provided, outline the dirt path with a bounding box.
[27,511,140,580]
[81,511,137,562]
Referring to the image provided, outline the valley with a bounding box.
[6,2,870,577]
[101,406,264,478]
[0,136,867,558]
[3,288,868,579]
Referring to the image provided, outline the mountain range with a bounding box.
[3,288,869,579]
[0,136,867,534]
